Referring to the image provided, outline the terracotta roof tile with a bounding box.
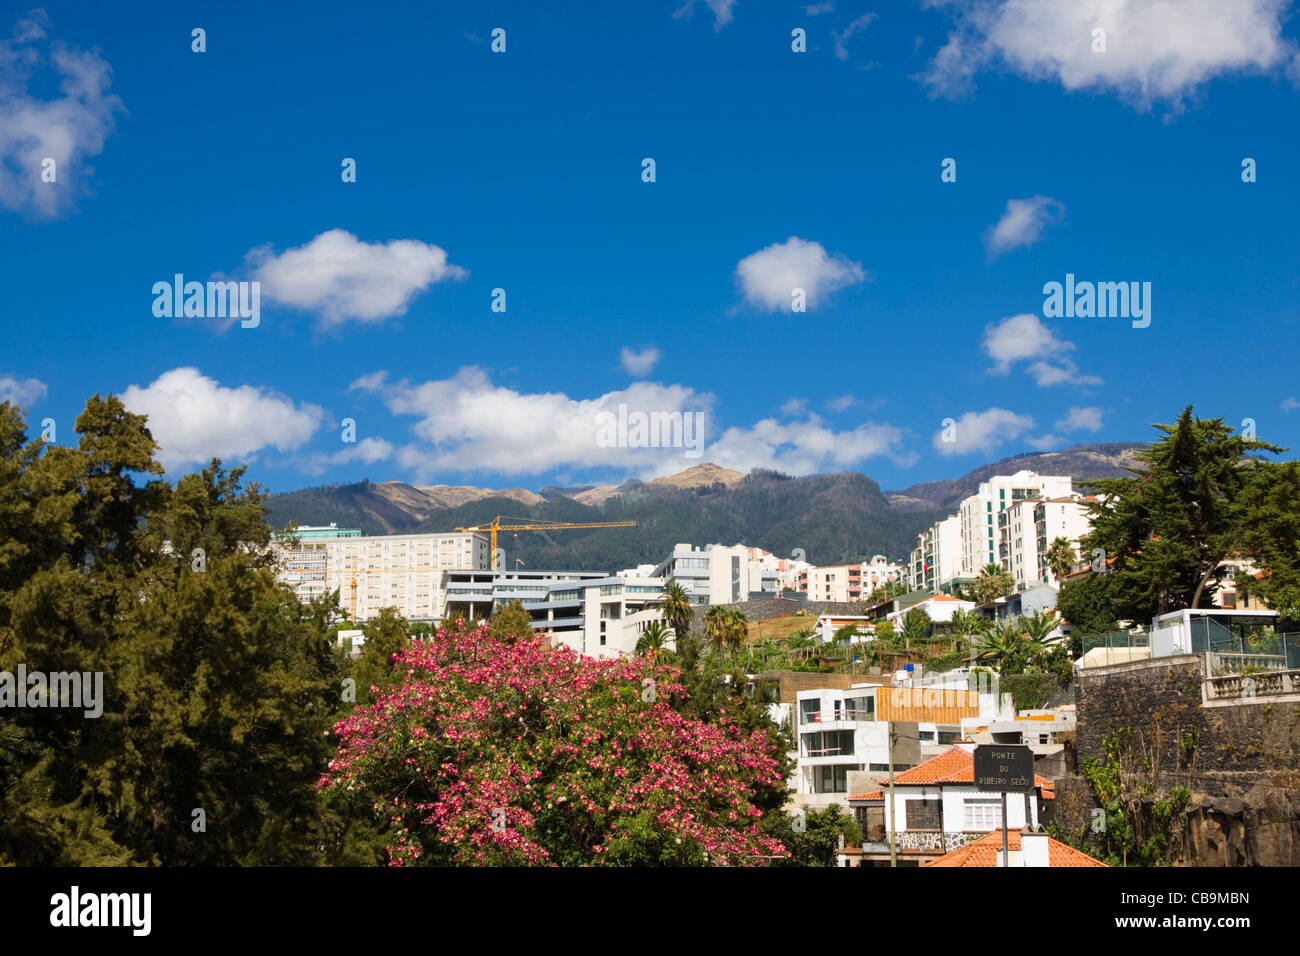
[923,829,1107,867]
[848,790,884,801]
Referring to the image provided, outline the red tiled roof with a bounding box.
[923,829,1106,867]
[849,790,884,801]
[887,746,1055,798]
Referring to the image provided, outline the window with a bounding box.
[800,699,820,724]
[910,798,942,830]
[813,765,857,793]
[963,798,1002,831]
[938,731,959,745]
[802,730,853,757]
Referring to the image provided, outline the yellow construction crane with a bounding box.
[455,515,636,558]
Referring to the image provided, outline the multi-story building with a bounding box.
[525,574,667,658]
[997,494,1094,589]
[907,516,964,593]
[274,526,490,622]
[783,679,1010,809]
[958,471,1074,576]
[651,543,782,606]
[442,568,606,621]
[798,556,903,603]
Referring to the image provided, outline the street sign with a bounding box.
[973,744,1036,793]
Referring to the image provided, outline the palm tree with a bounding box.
[972,619,1023,666]
[1020,609,1061,642]
[725,608,749,666]
[703,605,731,670]
[974,563,1016,605]
[1046,537,1077,584]
[635,620,674,660]
[657,583,694,638]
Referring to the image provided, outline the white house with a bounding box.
[846,744,1054,864]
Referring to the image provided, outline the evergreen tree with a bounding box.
[1085,407,1283,620]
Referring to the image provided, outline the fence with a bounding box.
[1079,628,1152,667]
[1190,618,1300,675]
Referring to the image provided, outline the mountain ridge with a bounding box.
[264,442,1143,569]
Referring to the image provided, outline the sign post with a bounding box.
[973,745,1035,868]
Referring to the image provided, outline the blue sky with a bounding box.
[3,0,1299,495]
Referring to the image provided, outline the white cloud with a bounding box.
[920,0,1299,111]
[1055,406,1104,432]
[298,436,395,476]
[709,414,913,476]
[833,13,878,60]
[806,2,835,15]
[351,366,910,480]
[735,236,865,312]
[247,229,467,327]
[781,397,809,416]
[826,394,857,412]
[0,374,46,406]
[620,346,662,377]
[1026,358,1102,387]
[0,11,123,218]
[982,313,1102,386]
[1025,433,1063,450]
[984,196,1064,257]
[121,367,325,471]
[933,407,1036,457]
[673,0,736,30]
[1281,397,1300,413]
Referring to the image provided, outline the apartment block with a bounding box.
[651,543,784,606]
[798,556,903,603]
[907,516,963,593]
[274,525,490,622]
[958,471,1074,576]
[525,574,667,658]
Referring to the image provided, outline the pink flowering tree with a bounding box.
[321,620,788,866]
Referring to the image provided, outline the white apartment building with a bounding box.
[958,471,1074,576]
[997,494,1094,589]
[651,543,783,606]
[907,516,963,593]
[274,526,490,622]
[526,574,667,659]
[782,678,1012,809]
[442,568,606,621]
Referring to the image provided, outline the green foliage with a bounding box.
[1057,573,1120,637]
[635,620,674,659]
[1073,729,1192,867]
[351,606,412,705]
[0,398,380,865]
[1046,537,1077,583]
[900,607,932,646]
[1084,407,1286,621]
[761,804,863,867]
[974,564,1016,605]
[999,673,1059,710]
[486,598,535,643]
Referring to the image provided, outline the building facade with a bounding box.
[958,471,1074,577]
[274,526,490,622]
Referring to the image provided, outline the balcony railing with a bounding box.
[1205,668,1300,702]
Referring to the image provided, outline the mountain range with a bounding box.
[263,443,1142,569]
